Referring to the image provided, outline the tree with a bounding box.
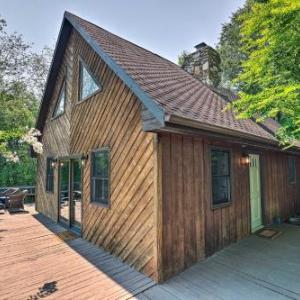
[0,17,52,99]
[216,2,251,87]
[231,0,300,145]
[178,50,194,70]
[0,16,50,186]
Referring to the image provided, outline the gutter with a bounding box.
[165,114,278,145]
[162,114,300,155]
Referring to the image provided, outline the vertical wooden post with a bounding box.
[153,133,163,282]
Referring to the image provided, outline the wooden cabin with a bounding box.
[35,12,300,282]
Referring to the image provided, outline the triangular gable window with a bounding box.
[79,60,102,101]
[53,81,66,118]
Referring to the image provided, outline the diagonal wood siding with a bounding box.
[35,31,157,280]
[35,33,74,221]
[35,27,300,283]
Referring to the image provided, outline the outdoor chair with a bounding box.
[0,188,9,196]
[6,190,28,212]
[0,188,20,207]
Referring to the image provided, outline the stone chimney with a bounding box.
[183,42,221,87]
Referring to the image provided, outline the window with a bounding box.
[46,157,54,192]
[53,81,66,117]
[211,149,231,206]
[78,59,102,101]
[91,148,109,205]
[288,157,296,184]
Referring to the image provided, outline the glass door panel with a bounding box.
[71,159,82,230]
[59,160,70,224]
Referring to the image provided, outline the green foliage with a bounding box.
[217,2,251,87]
[0,85,38,186]
[178,50,194,70]
[0,146,36,186]
[0,83,38,131]
[231,0,300,144]
[0,16,51,186]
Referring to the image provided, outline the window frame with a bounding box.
[46,157,54,193]
[77,56,102,103]
[52,78,67,120]
[90,147,110,207]
[210,147,232,209]
[288,157,296,184]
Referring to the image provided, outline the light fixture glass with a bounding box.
[81,154,88,166]
[51,159,57,168]
[241,153,250,165]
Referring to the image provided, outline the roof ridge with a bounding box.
[36,11,293,148]
[64,11,186,72]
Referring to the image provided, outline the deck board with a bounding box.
[0,205,155,300]
[2,205,300,299]
[135,224,300,300]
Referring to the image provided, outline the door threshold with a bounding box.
[251,225,264,233]
[58,221,81,237]
[70,225,81,236]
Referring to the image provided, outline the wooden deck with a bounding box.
[0,205,155,300]
[136,224,300,300]
[1,205,300,300]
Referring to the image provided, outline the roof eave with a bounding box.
[36,17,73,133]
[64,13,165,127]
[36,12,166,134]
[168,114,278,143]
[165,114,300,153]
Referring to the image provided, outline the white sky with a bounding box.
[0,0,245,62]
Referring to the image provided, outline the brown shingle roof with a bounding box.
[65,12,276,142]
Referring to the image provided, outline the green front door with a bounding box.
[249,154,263,232]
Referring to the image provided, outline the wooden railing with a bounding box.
[0,186,35,202]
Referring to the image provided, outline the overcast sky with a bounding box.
[0,0,245,62]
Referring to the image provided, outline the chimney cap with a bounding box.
[194,42,207,49]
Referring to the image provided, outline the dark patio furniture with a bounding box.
[1,187,19,196]
[0,188,20,207]
[6,190,28,212]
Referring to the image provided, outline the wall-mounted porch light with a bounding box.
[241,153,250,166]
[81,154,89,166]
[51,158,58,168]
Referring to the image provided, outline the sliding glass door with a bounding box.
[58,157,82,232]
[58,160,70,225]
[70,159,82,230]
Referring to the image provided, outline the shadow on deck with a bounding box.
[0,205,155,300]
[136,224,300,300]
[2,205,300,300]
